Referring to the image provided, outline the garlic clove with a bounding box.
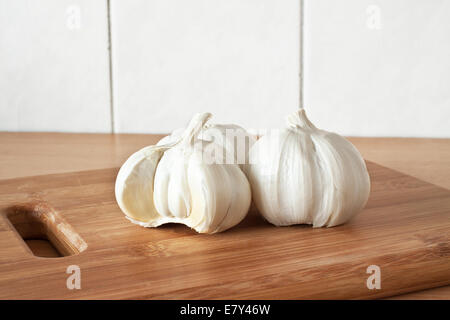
[185,149,251,233]
[211,164,252,232]
[153,146,192,219]
[115,144,169,224]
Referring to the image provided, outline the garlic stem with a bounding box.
[181,112,212,145]
[287,108,317,131]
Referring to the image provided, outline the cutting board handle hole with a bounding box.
[5,203,88,258]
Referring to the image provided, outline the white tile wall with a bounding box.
[1,1,449,137]
[303,0,450,137]
[110,0,301,133]
[0,0,111,132]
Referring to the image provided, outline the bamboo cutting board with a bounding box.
[0,161,449,299]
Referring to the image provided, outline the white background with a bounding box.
[304,0,450,137]
[0,0,449,137]
[0,0,111,132]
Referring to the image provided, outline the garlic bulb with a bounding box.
[246,109,370,227]
[115,113,252,233]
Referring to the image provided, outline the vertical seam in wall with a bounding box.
[299,0,304,109]
[107,0,115,133]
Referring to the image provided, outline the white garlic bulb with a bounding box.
[115,113,252,233]
[246,109,370,227]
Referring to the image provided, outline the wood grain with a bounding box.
[0,133,449,299]
[349,137,450,191]
[0,132,164,180]
[0,161,449,299]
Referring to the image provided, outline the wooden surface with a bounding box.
[0,162,449,299]
[0,133,449,299]
[0,132,164,180]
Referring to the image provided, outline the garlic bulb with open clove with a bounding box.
[115,113,252,233]
[246,109,370,227]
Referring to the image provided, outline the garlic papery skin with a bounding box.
[114,143,173,224]
[115,113,252,233]
[157,123,256,170]
[246,109,371,228]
